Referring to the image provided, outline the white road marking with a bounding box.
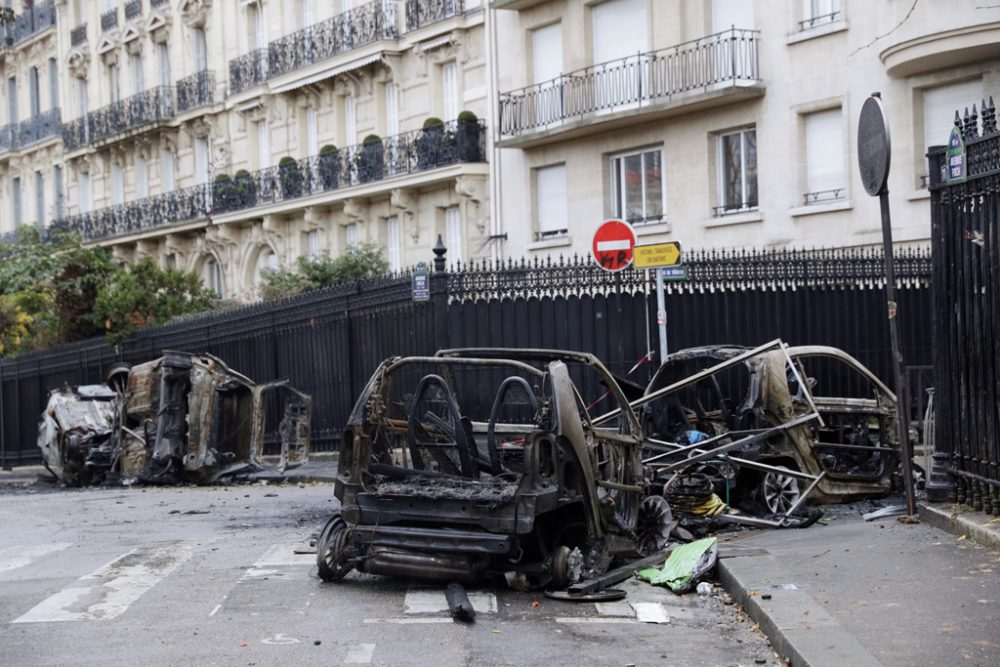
[596,239,631,252]
[554,617,635,624]
[363,618,454,625]
[13,541,194,623]
[403,588,498,614]
[345,643,376,664]
[261,633,300,645]
[594,601,633,617]
[209,604,222,617]
[631,602,670,624]
[0,543,71,575]
[239,542,314,580]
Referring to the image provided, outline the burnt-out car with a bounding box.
[38,351,311,486]
[640,344,898,512]
[319,349,671,589]
[38,384,119,486]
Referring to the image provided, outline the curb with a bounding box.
[718,554,883,667]
[919,502,1000,551]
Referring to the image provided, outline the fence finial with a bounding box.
[983,97,997,135]
[433,234,447,272]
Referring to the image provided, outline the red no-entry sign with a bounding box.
[591,219,636,272]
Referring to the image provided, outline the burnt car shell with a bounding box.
[38,385,118,485]
[328,349,653,588]
[641,345,898,505]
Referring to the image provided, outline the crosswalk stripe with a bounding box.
[344,643,376,664]
[0,543,71,576]
[12,541,194,623]
[240,542,313,581]
[403,587,498,615]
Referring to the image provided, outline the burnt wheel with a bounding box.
[316,514,352,582]
[636,496,673,555]
[755,471,802,515]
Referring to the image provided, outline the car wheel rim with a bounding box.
[763,473,800,514]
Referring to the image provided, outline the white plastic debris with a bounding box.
[696,582,713,596]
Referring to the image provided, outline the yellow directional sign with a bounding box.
[633,241,682,269]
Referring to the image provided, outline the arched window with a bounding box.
[202,256,223,296]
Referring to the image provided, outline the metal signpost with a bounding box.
[412,262,430,302]
[633,241,683,364]
[857,93,917,518]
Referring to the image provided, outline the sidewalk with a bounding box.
[718,504,1000,667]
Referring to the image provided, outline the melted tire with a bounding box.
[316,514,352,582]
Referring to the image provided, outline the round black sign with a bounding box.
[858,95,891,196]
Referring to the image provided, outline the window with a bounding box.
[803,109,845,203]
[307,229,320,258]
[306,107,318,156]
[712,0,754,31]
[160,148,175,191]
[130,52,144,95]
[532,23,563,85]
[441,62,459,121]
[385,83,399,136]
[157,43,171,89]
[203,257,223,297]
[7,77,17,125]
[344,94,356,145]
[111,162,124,205]
[136,155,149,198]
[535,164,568,239]
[76,77,88,118]
[35,171,45,225]
[255,247,278,285]
[54,165,64,220]
[345,223,360,248]
[716,127,757,214]
[445,206,462,263]
[48,58,59,110]
[923,79,983,186]
[195,137,210,185]
[107,63,120,103]
[256,120,269,168]
[248,3,266,51]
[165,253,177,269]
[386,215,401,272]
[610,148,664,225]
[29,67,40,117]
[193,28,208,72]
[11,177,21,227]
[593,0,646,64]
[801,0,841,30]
[300,0,315,28]
[79,171,92,213]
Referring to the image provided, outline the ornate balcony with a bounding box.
[229,50,268,95]
[176,70,215,113]
[0,124,14,154]
[62,87,174,151]
[498,28,762,146]
[125,0,143,22]
[406,0,462,31]
[100,7,118,32]
[53,184,211,243]
[1,0,57,48]
[70,24,87,46]
[212,119,486,216]
[266,0,398,81]
[0,109,62,154]
[151,0,167,7]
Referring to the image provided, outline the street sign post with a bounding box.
[631,241,684,364]
[591,219,636,272]
[412,262,429,302]
[857,93,917,518]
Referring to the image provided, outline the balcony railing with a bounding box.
[151,0,167,7]
[176,70,215,113]
[71,24,88,46]
[266,0,398,81]
[53,183,211,243]
[125,0,143,21]
[406,0,462,32]
[100,7,119,32]
[1,0,57,48]
[0,109,62,154]
[229,49,269,95]
[803,188,845,205]
[799,11,841,30]
[212,120,486,216]
[62,87,174,151]
[499,28,761,138]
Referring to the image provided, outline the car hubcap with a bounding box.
[762,473,801,514]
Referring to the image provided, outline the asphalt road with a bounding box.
[0,481,776,667]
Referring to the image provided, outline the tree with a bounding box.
[261,243,389,301]
[93,259,217,345]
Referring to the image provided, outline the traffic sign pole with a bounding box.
[656,267,668,361]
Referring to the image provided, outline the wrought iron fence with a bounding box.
[100,7,118,31]
[229,49,269,94]
[151,0,167,7]
[499,28,760,138]
[0,0,56,47]
[53,183,211,242]
[928,96,1000,513]
[266,0,398,80]
[176,70,215,113]
[70,23,87,46]
[798,11,840,30]
[125,0,142,21]
[62,86,174,150]
[212,119,486,216]
[0,109,62,153]
[405,0,462,31]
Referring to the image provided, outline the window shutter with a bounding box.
[805,108,845,194]
[593,0,647,63]
[257,121,269,168]
[445,206,462,263]
[49,58,59,110]
[35,171,45,225]
[385,83,399,135]
[111,163,124,205]
[345,95,356,145]
[531,23,563,85]
[307,107,318,156]
[712,0,754,32]
[160,149,175,191]
[536,165,568,235]
[923,79,983,152]
[79,171,92,213]
[442,63,459,120]
[136,155,149,198]
[386,215,400,271]
[195,137,210,185]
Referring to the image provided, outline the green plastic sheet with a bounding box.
[636,537,718,593]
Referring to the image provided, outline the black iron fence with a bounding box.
[229,49,269,95]
[406,0,462,31]
[100,7,118,32]
[0,247,932,468]
[499,28,760,138]
[175,70,215,113]
[0,109,63,154]
[62,85,197,151]
[1,0,56,48]
[70,23,87,46]
[929,98,1000,514]
[53,184,210,242]
[125,0,142,21]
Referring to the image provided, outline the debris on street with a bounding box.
[636,537,718,594]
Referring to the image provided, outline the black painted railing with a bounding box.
[70,23,87,46]
[266,0,398,81]
[151,0,167,7]
[212,120,486,216]
[499,28,760,138]
[229,49,269,94]
[176,70,215,113]
[0,109,62,153]
[53,183,211,243]
[1,0,57,48]
[803,188,845,205]
[100,7,118,31]
[125,0,142,21]
[62,87,175,151]
[405,0,462,31]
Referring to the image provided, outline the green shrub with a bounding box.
[457,110,478,123]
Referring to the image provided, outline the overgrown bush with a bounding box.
[261,242,389,301]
